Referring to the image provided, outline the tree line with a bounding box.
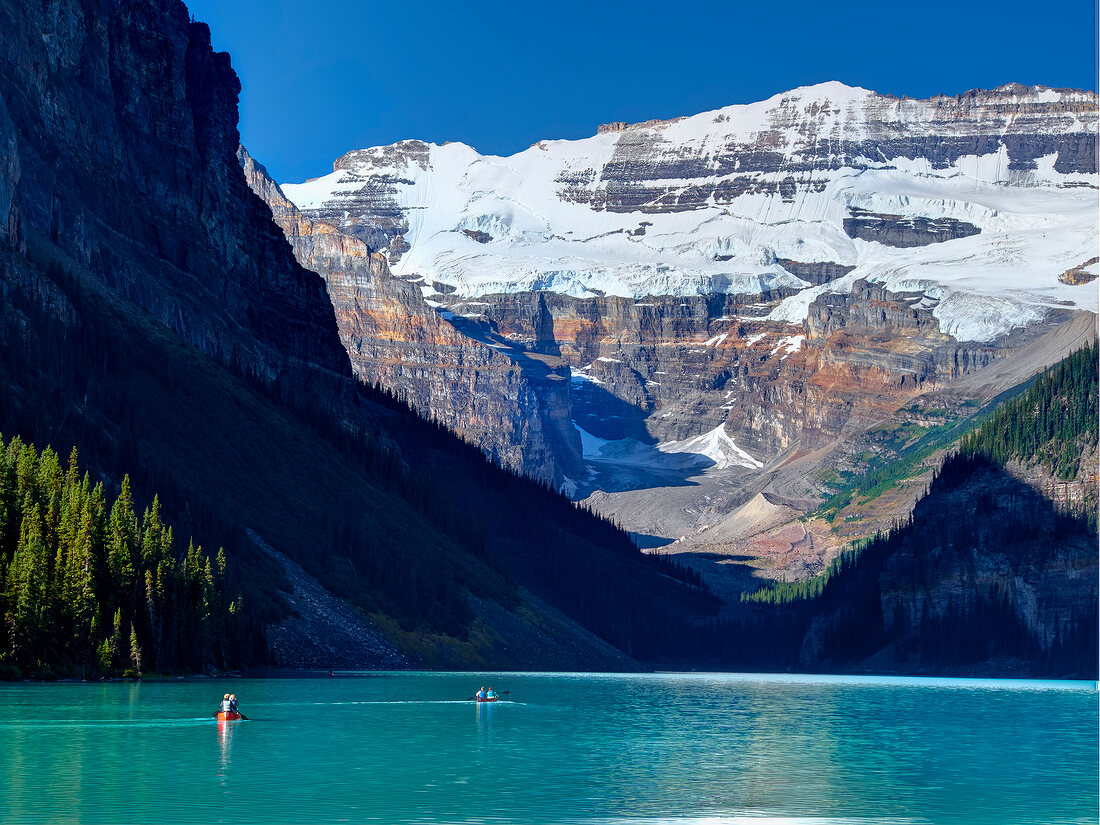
[960,337,1098,524]
[0,435,248,679]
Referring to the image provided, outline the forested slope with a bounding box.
[0,437,249,678]
[726,343,1098,677]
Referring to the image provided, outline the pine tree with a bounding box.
[129,622,142,675]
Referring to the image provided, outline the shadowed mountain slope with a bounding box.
[0,0,715,669]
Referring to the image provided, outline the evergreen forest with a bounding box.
[0,436,251,679]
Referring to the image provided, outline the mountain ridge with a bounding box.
[281,80,1096,339]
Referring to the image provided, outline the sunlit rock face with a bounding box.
[267,83,1097,500]
[241,148,580,483]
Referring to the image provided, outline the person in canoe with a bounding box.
[219,693,233,714]
[476,686,488,701]
[229,694,239,714]
[486,687,497,700]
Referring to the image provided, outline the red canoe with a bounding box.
[475,697,499,703]
[215,711,242,721]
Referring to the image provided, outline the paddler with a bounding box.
[229,694,239,714]
[476,686,488,700]
[219,693,232,714]
[486,687,497,700]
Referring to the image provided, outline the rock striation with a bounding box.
[841,208,982,247]
[282,82,1097,321]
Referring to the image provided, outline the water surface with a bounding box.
[1,672,1095,824]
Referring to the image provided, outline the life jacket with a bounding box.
[220,699,232,713]
[477,690,487,699]
[486,691,496,699]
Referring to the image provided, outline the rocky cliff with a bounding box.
[0,0,353,404]
[239,148,581,482]
[795,453,1098,677]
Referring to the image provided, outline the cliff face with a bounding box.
[2,3,355,402]
[460,279,1011,454]
[795,455,1098,678]
[239,148,580,482]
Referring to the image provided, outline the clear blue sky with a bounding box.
[184,0,1099,184]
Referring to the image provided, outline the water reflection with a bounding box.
[217,718,237,779]
[476,700,493,747]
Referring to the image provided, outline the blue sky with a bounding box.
[184,0,1100,184]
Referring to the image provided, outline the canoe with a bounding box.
[475,697,499,703]
[215,711,242,721]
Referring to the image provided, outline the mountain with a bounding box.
[0,0,717,671]
[239,147,577,483]
[271,83,1098,582]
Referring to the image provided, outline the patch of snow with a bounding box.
[658,425,764,470]
[704,332,729,347]
[570,367,605,386]
[572,423,763,473]
[770,334,805,357]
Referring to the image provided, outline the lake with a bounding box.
[0,672,1095,824]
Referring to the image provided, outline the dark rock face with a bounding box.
[774,259,855,286]
[842,208,982,247]
[796,456,1099,678]
[0,0,352,407]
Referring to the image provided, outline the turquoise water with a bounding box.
[0,672,1095,824]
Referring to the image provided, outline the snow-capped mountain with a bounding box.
[283,82,1097,343]
[257,82,1098,562]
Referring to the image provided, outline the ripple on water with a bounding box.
[0,673,1095,825]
